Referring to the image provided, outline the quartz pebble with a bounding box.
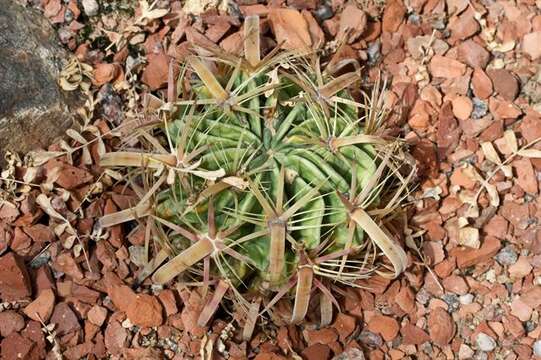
[82,0,99,16]
[476,332,497,352]
[459,294,474,305]
[533,340,541,357]
[459,344,475,359]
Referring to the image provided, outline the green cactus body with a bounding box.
[99,15,412,328]
[156,62,378,287]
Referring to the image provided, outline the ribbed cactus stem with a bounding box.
[97,14,414,328]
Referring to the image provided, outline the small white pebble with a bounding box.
[459,344,474,360]
[121,318,133,328]
[82,0,99,16]
[533,340,541,357]
[459,294,474,305]
[476,332,497,352]
[485,269,496,283]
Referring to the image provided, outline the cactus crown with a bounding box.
[99,16,414,332]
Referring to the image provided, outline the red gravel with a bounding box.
[1,0,541,358]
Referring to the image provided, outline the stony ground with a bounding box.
[1,0,541,359]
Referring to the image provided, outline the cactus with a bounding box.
[99,16,414,332]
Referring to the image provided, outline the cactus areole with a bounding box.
[99,16,414,329]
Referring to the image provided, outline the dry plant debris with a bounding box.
[1,0,541,359]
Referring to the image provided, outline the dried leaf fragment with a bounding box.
[518,149,541,158]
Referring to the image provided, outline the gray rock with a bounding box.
[357,330,383,348]
[415,287,431,305]
[408,12,421,25]
[525,320,536,333]
[495,245,518,266]
[476,332,497,352]
[471,98,488,119]
[0,0,78,165]
[96,84,123,125]
[367,41,381,66]
[442,293,460,312]
[314,4,333,21]
[420,342,434,355]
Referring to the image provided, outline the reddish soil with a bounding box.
[1,0,541,359]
